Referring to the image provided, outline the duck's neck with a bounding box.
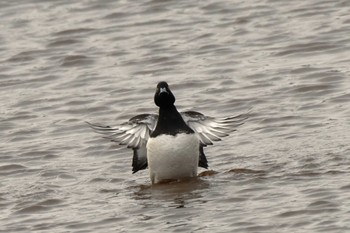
[151,105,193,137]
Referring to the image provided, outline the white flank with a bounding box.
[146,133,199,184]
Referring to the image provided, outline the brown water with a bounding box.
[1,0,350,232]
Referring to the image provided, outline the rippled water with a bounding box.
[1,0,350,232]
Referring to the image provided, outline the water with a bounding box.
[1,0,350,232]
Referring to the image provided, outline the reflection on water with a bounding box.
[131,178,210,208]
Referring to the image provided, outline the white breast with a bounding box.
[146,133,200,184]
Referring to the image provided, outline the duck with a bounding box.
[87,81,248,184]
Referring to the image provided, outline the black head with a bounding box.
[154,81,175,108]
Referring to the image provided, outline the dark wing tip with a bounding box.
[198,145,209,169]
[132,148,148,173]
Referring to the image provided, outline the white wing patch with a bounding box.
[181,111,248,146]
[87,114,158,173]
[86,114,158,149]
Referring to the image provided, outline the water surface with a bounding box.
[1,0,350,232]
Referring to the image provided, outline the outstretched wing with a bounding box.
[86,114,158,148]
[86,114,158,173]
[181,111,248,146]
[181,110,248,169]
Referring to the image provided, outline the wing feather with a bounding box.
[87,114,158,173]
[181,111,248,146]
[86,114,158,149]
